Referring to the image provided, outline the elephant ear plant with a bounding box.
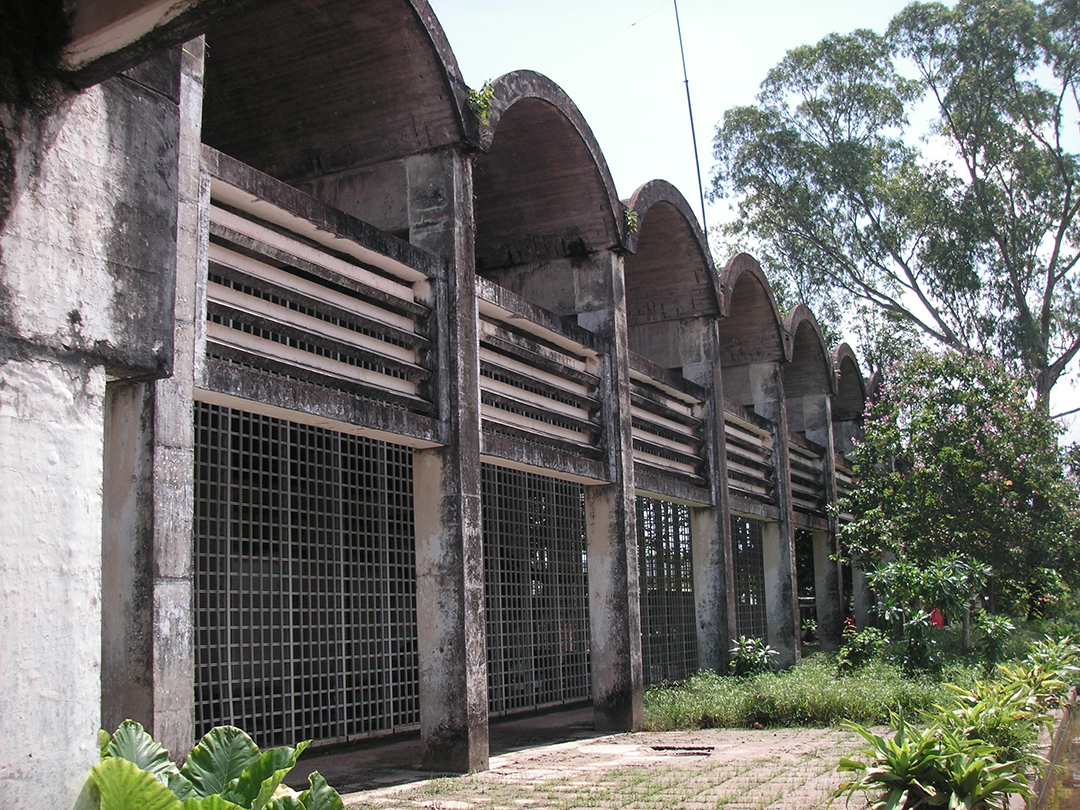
[89,720,343,810]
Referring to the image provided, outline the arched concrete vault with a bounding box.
[716,253,789,367]
[473,71,622,275]
[200,0,471,185]
[784,306,835,399]
[783,306,834,440]
[832,344,867,423]
[623,180,719,327]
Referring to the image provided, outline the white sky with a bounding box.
[429,0,1080,442]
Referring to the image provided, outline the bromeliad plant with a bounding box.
[89,720,343,810]
[833,716,1031,810]
[833,635,1079,810]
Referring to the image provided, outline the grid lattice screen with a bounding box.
[637,497,698,685]
[194,403,418,748]
[482,464,590,716]
[732,516,768,640]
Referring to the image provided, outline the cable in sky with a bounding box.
[673,0,708,234]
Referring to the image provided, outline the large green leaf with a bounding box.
[107,720,180,783]
[181,726,261,798]
[92,756,183,810]
[169,770,197,801]
[221,742,310,810]
[266,797,305,810]
[180,795,249,810]
[296,771,343,810]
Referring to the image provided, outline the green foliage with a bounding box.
[728,635,779,677]
[838,626,888,673]
[89,721,342,810]
[466,80,495,127]
[976,611,1015,675]
[833,635,1078,810]
[834,718,1031,810]
[844,350,1080,614]
[645,655,959,731]
[712,0,1080,405]
[623,207,639,235]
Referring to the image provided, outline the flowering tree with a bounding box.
[844,350,1080,616]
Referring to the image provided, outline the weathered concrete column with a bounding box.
[1,357,107,808]
[407,147,489,772]
[1,46,182,808]
[802,398,843,653]
[101,39,205,758]
[811,529,843,651]
[577,250,643,732]
[728,361,799,667]
[684,330,736,674]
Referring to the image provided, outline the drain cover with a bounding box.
[649,746,714,757]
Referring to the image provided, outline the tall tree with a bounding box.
[713,0,1080,409]
[844,350,1080,615]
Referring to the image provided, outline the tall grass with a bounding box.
[643,654,973,731]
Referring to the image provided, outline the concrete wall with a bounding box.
[0,44,184,807]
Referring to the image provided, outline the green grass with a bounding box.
[643,653,974,731]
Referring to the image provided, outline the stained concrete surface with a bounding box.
[290,706,864,809]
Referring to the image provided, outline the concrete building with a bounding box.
[0,0,866,805]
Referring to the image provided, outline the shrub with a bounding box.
[643,655,961,730]
[89,720,343,810]
[729,635,779,677]
[838,626,887,673]
[976,611,1015,675]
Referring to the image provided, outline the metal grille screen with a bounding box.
[482,464,590,716]
[194,403,418,748]
[732,516,768,640]
[637,497,698,685]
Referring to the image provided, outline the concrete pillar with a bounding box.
[2,43,184,806]
[577,250,643,732]
[853,566,873,629]
[407,147,488,772]
[100,40,205,757]
[1,357,107,808]
[684,329,736,674]
[802,396,843,653]
[812,530,843,651]
[733,362,799,667]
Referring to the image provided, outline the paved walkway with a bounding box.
[292,708,865,810]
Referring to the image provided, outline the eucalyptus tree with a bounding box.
[713,0,1080,409]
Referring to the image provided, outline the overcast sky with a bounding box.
[429,0,1080,440]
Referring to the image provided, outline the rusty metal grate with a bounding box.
[732,516,768,640]
[482,464,590,716]
[637,496,698,685]
[194,402,418,748]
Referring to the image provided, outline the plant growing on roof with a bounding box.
[466,79,495,127]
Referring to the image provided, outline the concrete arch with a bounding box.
[784,306,836,399]
[716,253,790,366]
[832,344,867,422]
[200,0,472,184]
[473,70,623,273]
[623,180,719,327]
